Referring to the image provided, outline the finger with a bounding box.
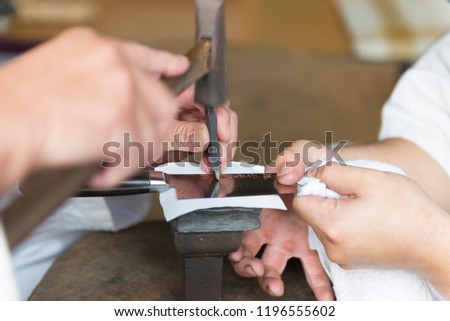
[91,128,164,188]
[294,140,326,168]
[311,162,376,196]
[217,107,238,167]
[199,105,237,172]
[265,164,277,174]
[228,247,244,262]
[260,244,290,276]
[200,153,210,173]
[166,120,209,153]
[227,109,239,161]
[216,105,231,143]
[228,231,268,276]
[258,265,284,297]
[231,256,265,278]
[241,228,268,257]
[177,108,205,122]
[148,150,191,168]
[177,85,196,107]
[218,176,235,196]
[90,161,140,188]
[275,139,329,185]
[301,250,334,301]
[229,235,266,278]
[276,147,306,185]
[134,74,179,137]
[121,41,189,77]
[293,195,339,229]
[257,245,290,296]
[93,81,177,187]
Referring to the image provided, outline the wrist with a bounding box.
[0,79,43,191]
[339,141,382,161]
[415,207,450,299]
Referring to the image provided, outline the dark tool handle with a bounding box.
[163,39,211,94]
[194,0,228,107]
[2,164,99,250]
[65,173,152,198]
[1,40,212,250]
[76,171,170,197]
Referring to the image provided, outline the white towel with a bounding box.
[300,159,444,300]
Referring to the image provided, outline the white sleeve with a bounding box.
[0,223,20,300]
[379,33,450,176]
[1,187,150,299]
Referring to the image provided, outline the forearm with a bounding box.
[340,138,450,212]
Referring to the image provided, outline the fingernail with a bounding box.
[89,171,110,188]
[278,167,294,177]
[244,266,256,276]
[177,54,189,64]
[266,285,277,297]
[267,286,282,297]
[305,167,318,178]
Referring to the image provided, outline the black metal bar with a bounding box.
[194,0,228,179]
[183,257,223,301]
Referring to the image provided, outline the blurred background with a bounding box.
[1,0,450,219]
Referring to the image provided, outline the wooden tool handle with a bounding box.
[1,40,211,249]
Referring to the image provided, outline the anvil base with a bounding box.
[171,207,261,301]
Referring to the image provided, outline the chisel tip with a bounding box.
[213,167,221,181]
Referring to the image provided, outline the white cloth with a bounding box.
[0,185,150,300]
[0,222,20,300]
[379,31,450,176]
[157,162,287,221]
[301,159,443,300]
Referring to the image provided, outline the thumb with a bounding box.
[309,162,374,196]
[121,42,189,77]
[293,195,338,228]
[166,120,209,153]
[294,162,375,227]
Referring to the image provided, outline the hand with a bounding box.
[294,162,450,272]
[274,140,328,185]
[0,27,189,191]
[228,208,334,300]
[151,85,238,172]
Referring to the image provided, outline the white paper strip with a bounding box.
[156,162,287,221]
